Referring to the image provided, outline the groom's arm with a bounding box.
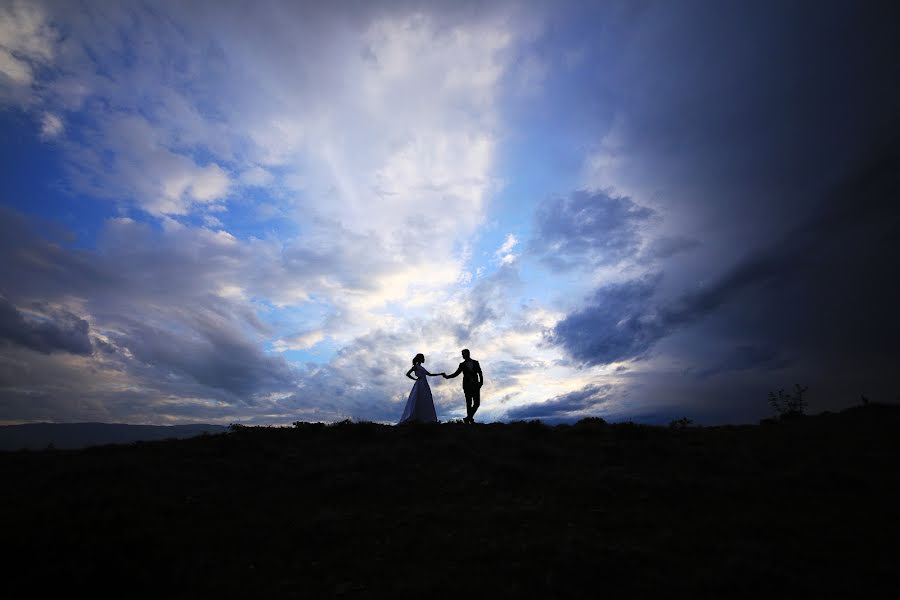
[476,361,483,386]
[444,364,463,379]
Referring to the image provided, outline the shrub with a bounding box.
[768,384,808,419]
[575,416,608,427]
[668,417,693,429]
[292,421,325,433]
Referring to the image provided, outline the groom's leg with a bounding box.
[470,386,480,417]
[464,387,475,420]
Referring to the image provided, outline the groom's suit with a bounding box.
[446,358,483,420]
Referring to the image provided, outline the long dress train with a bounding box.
[399,365,438,423]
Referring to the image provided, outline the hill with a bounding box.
[3,406,899,596]
[0,422,228,450]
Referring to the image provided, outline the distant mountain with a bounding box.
[0,422,229,451]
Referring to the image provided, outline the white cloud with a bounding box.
[39,111,63,139]
[497,233,518,254]
[240,166,274,187]
[495,233,519,265]
[203,214,224,228]
[61,112,232,216]
[0,0,55,100]
[187,163,231,202]
[0,46,32,84]
[0,1,54,63]
[273,330,325,352]
[4,3,518,274]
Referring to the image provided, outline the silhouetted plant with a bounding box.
[768,384,808,419]
[521,419,549,435]
[860,394,870,407]
[575,416,608,427]
[668,417,693,429]
[227,423,246,432]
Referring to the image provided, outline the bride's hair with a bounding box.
[412,353,425,366]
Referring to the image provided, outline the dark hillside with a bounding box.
[0,422,228,450]
[3,406,899,597]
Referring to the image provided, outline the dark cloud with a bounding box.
[528,190,654,270]
[551,141,900,373]
[112,311,296,398]
[640,236,700,260]
[692,344,791,380]
[0,296,93,356]
[585,2,900,223]
[0,209,300,420]
[506,383,612,421]
[549,275,663,366]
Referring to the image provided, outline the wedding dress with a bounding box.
[399,365,438,423]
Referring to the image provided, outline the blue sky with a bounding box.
[2,0,899,425]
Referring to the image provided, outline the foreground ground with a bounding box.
[3,405,899,597]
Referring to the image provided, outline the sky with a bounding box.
[1,0,899,426]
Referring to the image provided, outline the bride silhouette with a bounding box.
[399,353,443,424]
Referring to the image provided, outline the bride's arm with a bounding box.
[406,367,417,380]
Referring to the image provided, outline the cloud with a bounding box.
[452,264,522,342]
[0,1,55,95]
[640,235,700,260]
[113,310,296,398]
[528,190,654,270]
[548,240,807,368]
[495,233,518,265]
[693,344,791,379]
[549,275,664,366]
[506,383,611,421]
[497,233,518,255]
[39,112,63,139]
[0,296,93,356]
[6,1,897,427]
[0,46,31,84]
[0,207,564,424]
[0,0,531,326]
[273,330,325,352]
[64,112,232,216]
[240,166,274,187]
[552,141,900,369]
[0,209,297,412]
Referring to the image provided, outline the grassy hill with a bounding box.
[3,406,899,597]
[0,422,228,450]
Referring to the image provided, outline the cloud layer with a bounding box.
[2,0,899,425]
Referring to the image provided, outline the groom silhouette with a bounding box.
[444,349,483,424]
